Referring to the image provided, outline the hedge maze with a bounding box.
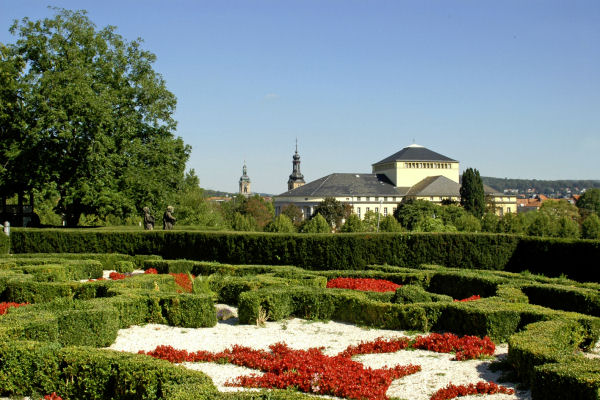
[1,231,600,399]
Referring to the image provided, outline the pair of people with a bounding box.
[143,206,176,230]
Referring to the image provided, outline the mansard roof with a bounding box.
[373,144,457,165]
[277,173,409,197]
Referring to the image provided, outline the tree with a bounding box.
[555,216,579,238]
[171,170,227,228]
[576,189,600,217]
[313,197,346,229]
[481,212,499,232]
[231,212,257,231]
[539,200,579,221]
[415,216,456,232]
[393,199,438,231]
[527,212,555,237]
[341,214,364,232]
[581,213,600,240]
[300,214,330,233]
[460,168,485,218]
[281,204,303,226]
[243,195,275,230]
[3,9,190,225]
[264,214,296,233]
[454,214,481,232]
[379,215,404,232]
[496,213,525,234]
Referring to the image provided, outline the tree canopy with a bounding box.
[1,9,190,225]
[460,168,485,218]
[576,189,600,217]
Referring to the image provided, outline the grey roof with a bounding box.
[405,175,460,197]
[277,173,408,197]
[484,184,503,196]
[373,145,457,165]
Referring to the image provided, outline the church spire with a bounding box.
[287,141,305,191]
[239,161,251,196]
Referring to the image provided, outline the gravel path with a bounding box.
[108,311,532,400]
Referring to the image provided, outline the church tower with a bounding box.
[239,162,251,196]
[287,140,305,191]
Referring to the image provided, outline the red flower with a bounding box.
[145,268,159,274]
[327,277,401,293]
[453,295,481,302]
[0,302,30,315]
[169,273,194,293]
[43,393,63,400]
[429,381,514,400]
[109,271,128,280]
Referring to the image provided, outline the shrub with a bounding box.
[114,261,135,273]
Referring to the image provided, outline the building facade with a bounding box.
[274,144,517,219]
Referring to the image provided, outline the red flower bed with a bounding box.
[430,381,514,400]
[0,302,30,315]
[453,295,481,302]
[43,393,63,400]
[341,333,494,361]
[108,271,128,280]
[170,273,194,293]
[145,268,158,274]
[141,342,420,400]
[326,277,401,293]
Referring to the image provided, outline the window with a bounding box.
[507,207,511,213]
[430,197,434,201]
[393,207,397,213]
[357,207,361,217]
[366,197,370,201]
[357,196,361,201]
[375,197,379,201]
[384,197,388,201]
[375,207,379,213]
[384,208,388,216]
[366,207,370,212]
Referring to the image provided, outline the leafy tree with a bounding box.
[172,170,227,228]
[581,213,600,239]
[393,199,438,231]
[243,195,275,230]
[231,212,257,232]
[454,214,481,232]
[300,213,330,233]
[496,213,525,234]
[264,214,295,233]
[361,210,380,232]
[527,212,555,237]
[313,197,346,229]
[415,217,456,232]
[555,216,579,238]
[460,168,485,218]
[539,200,579,221]
[379,215,404,232]
[481,212,499,232]
[3,9,189,225]
[281,204,303,226]
[341,214,365,232]
[438,204,467,226]
[576,189,600,217]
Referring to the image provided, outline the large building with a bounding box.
[274,144,516,220]
[239,162,251,197]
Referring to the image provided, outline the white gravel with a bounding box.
[108,310,532,400]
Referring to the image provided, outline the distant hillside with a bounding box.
[482,177,600,195]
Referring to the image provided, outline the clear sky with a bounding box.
[1,1,599,194]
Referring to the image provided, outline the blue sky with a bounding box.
[1,1,599,194]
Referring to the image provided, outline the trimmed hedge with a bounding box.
[521,284,600,317]
[0,232,8,254]
[0,340,218,399]
[533,357,600,400]
[10,229,600,280]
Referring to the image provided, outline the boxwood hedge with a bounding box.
[8,229,600,281]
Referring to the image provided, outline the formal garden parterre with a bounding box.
[0,230,599,399]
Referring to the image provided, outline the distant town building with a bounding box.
[239,162,251,197]
[274,144,517,220]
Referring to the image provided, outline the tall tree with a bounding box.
[4,9,190,225]
[460,168,485,218]
[576,189,600,217]
[313,197,346,229]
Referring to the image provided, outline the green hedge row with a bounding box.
[1,252,162,269]
[508,319,600,399]
[0,340,218,399]
[9,229,600,281]
[237,285,600,342]
[0,232,9,254]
